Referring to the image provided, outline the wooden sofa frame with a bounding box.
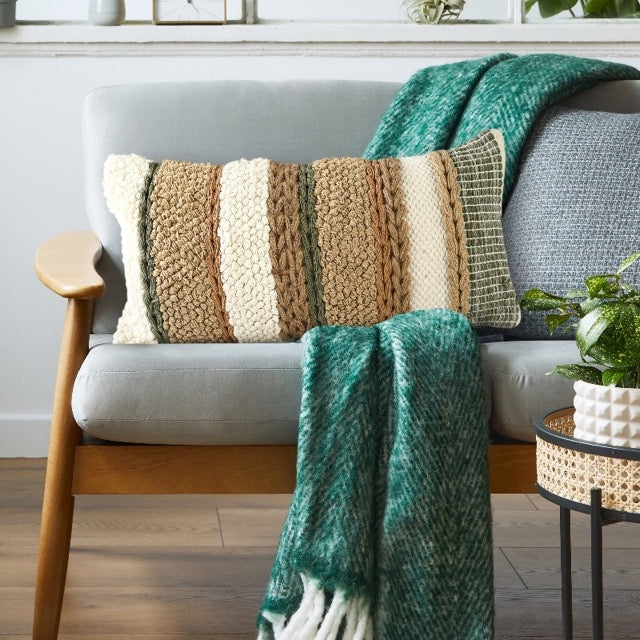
[32,230,536,640]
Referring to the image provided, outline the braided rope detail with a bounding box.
[432,150,470,314]
[378,158,411,316]
[207,164,236,342]
[366,160,394,322]
[267,161,311,340]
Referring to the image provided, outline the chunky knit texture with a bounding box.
[363,53,640,202]
[105,130,519,344]
[257,309,494,640]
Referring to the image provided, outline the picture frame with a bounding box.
[153,0,227,24]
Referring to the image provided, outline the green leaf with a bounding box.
[602,368,627,387]
[584,0,611,12]
[585,274,620,298]
[520,288,569,311]
[576,303,622,358]
[617,251,640,275]
[621,304,640,362]
[566,288,589,299]
[553,364,603,385]
[546,312,572,334]
[538,0,578,16]
[524,0,538,11]
[579,298,603,316]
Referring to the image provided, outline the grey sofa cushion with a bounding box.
[503,106,640,339]
[72,337,303,445]
[482,340,579,442]
[73,335,578,445]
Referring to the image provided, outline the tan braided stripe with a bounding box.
[430,150,470,314]
[267,161,311,340]
[149,160,226,343]
[377,158,411,317]
[367,160,393,321]
[448,130,520,328]
[313,157,378,327]
[207,164,236,343]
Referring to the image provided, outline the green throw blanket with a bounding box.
[258,310,493,639]
[364,53,640,201]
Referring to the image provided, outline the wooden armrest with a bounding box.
[34,231,106,299]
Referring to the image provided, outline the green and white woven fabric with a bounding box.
[364,53,640,202]
[258,309,493,640]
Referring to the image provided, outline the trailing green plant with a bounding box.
[520,252,640,388]
[525,0,640,18]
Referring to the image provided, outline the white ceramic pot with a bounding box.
[88,0,125,25]
[573,379,640,448]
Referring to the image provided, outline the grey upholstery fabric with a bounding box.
[83,80,402,334]
[72,339,303,445]
[73,335,578,444]
[76,78,640,447]
[481,340,580,442]
[503,106,640,339]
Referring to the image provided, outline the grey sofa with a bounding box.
[76,78,640,447]
[32,78,640,640]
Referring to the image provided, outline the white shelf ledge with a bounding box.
[1,21,639,57]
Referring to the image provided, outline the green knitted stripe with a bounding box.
[138,161,169,343]
[298,164,326,327]
[448,132,520,328]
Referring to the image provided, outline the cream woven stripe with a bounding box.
[218,158,281,342]
[104,154,158,345]
[399,155,451,311]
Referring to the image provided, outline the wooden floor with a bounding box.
[2,459,640,639]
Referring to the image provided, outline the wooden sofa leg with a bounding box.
[33,299,92,640]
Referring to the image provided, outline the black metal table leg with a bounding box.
[591,488,604,640]
[560,506,573,640]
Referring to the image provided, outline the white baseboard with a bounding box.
[0,415,51,457]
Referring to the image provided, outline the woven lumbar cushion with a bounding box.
[104,129,519,344]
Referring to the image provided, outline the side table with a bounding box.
[535,408,640,640]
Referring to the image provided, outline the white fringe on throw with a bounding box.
[259,573,373,640]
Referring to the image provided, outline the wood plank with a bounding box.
[489,443,537,494]
[72,445,298,494]
[217,508,288,547]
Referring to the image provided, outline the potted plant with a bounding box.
[402,0,465,23]
[525,0,639,19]
[521,252,640,446]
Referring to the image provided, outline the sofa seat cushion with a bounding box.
[482,340,580,442]
[72,336,303,445]
[74,335,580,446]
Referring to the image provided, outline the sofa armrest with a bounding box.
[34,231,106,299]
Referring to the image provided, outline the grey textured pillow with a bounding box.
[502,106,640,339]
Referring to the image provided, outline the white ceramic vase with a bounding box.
[88,0,125,25]
[573,380,640,448]
[0,0,17,28]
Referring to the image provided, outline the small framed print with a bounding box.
[153,0,227,24]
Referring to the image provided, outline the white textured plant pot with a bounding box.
[573,380,640,448]
[88,0,125,25]
[0,0,17,28]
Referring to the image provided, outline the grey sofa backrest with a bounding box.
[83,80,402,333]
[83,78,640,335]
